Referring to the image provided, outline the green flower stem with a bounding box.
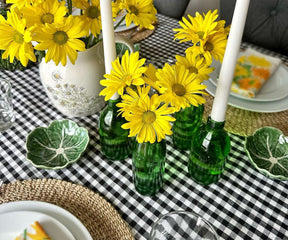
[66,0,72,15]
[114,15,126,30]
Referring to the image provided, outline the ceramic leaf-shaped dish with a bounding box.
[26,119,89,169]
[244,127,288,180]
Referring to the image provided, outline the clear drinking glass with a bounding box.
[0,79,15,132]
[149,210,218,240]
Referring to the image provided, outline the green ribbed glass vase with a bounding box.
[188,117,230,185]
[132,140,166,196]
[99,98,133,160]
[172,104,204,150]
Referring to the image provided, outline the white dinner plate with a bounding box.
[204,78,288,113]
[0,211,75,240]
[209,57,288,102]
[0,201,93,240]
[114,21,136,32]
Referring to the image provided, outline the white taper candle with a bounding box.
[100,0,119,100]
[210,0,250,122]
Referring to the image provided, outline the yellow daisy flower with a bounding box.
[100,50,147,101]
[6,0,38,9]
[112,0,122,18]
[120,0,157,30]
[22,0,67,28]
[143,63,164,93]
[187,32,228,65]
[72,0,102,37]
[117,85,150,118]
[0,9,36,67]
[156,64,207,111]
[121,93,176,143]
[174,10,219,43]
[175,52,214,81]
[33,15,86,66]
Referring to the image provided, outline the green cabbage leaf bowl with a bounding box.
[244,127,288,181]
[26,119,89,169]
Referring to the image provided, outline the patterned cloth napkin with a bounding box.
[231,48,282,98]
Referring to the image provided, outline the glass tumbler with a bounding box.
[0,79,15,132]
[149,211,218,240]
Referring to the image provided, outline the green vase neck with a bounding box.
[107,98,121,109]
[206,116,225,130]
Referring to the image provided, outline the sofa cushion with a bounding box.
[220,0,288,56]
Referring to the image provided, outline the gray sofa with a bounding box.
[220,0,288,56]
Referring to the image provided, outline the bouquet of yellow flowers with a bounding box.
[99,9,229,144]
[0,0,157,68]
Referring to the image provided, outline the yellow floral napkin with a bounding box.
[231,48,282,98]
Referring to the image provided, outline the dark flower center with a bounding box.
[189,66,198,74]
[143,111,156,124]
[197,31,205,39]
[41,13,54,24]
[13,31,24,44]
[129,5,138,15]
[53,31,68,45]
[87,6,100,19]
[205,42,214,52]
[172,83,186,96]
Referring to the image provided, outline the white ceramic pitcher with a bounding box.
[39,36,135,117]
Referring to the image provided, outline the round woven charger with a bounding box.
[0,178,134,240]
[115,25,156,43]
[203,94,288,137]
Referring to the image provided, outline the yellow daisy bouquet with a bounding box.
[99,10,229,145]
[0,0,157,68]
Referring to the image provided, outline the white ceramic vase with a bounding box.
[39,36,134,117]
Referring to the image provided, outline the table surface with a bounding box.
[0,14,288,240]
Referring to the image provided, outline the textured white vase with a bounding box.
[39,37,134,117]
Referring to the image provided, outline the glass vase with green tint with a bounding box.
[132,140,166,196]
[99,98,133,160]
[188,116,230,185]
[172,104,204,150]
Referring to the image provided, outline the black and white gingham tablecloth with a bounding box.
[0,14,288,240]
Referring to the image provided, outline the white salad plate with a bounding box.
[0,211,75,240]
[209,59,288,102]
[0,201,93,240]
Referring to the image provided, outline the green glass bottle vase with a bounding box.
[172,104,204,150]
[99,98,133,160]
[132,140,166,196]
[188,116,230,185]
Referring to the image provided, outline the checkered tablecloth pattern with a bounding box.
[0,14,288,240]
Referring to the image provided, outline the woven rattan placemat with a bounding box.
[203,94,288,137]
[0,178,134,240]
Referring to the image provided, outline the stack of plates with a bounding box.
[204,59,288,113]
[0,201,93,240]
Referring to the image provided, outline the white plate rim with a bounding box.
[0,201,93,240]
[0,210,75,240]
